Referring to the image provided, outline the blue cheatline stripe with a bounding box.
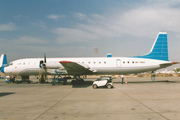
[133,33,169,61]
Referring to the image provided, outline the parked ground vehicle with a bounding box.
[92,76,114,89]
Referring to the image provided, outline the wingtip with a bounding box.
[172,62,179,64]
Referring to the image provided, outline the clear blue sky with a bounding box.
[0,0,180,70]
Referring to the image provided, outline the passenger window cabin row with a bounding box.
[123,61,145,64]
[15,60,145,66]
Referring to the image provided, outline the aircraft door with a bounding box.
[116,59,121,67]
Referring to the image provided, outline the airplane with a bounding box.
[0,32,179,84]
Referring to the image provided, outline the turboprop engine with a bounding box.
[41,61,64,69]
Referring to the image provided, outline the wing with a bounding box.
[160,62,179,68]
[60,61,97,75]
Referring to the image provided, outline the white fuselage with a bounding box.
[3,57,171,76]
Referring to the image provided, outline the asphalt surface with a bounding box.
[0,77,180,120]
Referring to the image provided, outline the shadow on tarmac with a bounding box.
[0,92,15,97]
[114,80,180,84]
[48,80,94,88]
[72,81,93,88]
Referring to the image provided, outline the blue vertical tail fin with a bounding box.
[134,32,169,61]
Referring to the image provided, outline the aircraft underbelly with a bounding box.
[95,66,160,74]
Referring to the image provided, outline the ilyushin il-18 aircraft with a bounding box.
[0,32,179,84]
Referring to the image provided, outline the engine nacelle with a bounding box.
[44,61,64,69]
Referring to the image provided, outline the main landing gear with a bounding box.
[52,74,85,85]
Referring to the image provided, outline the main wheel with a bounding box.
[93,84,98,89]
[71,80,76,85]
[107,84,112,89]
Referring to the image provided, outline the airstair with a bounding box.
[38,69,43,83]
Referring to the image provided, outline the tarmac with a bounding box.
[0,77,180,120]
